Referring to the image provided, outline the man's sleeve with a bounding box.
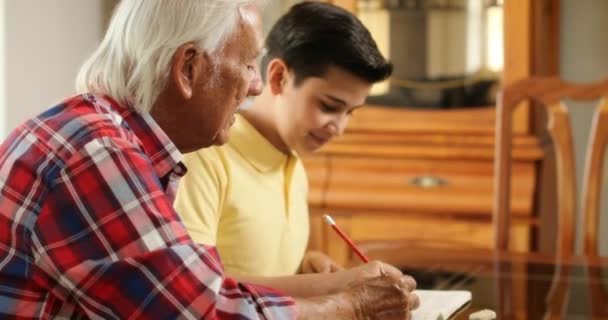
[33,138,295,319]
[174,148,227,245]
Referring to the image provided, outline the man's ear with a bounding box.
[170,43,204,100]
[266,58,290,95]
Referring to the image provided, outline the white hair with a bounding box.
[75,0,261,113]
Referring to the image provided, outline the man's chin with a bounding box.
[213,139,228,146]
[212,130,231,146]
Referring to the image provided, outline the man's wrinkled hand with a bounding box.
[341,260,416,292]
[345,273,420,320]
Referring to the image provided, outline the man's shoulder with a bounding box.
[26,94,129,132]
[21,94,140,161]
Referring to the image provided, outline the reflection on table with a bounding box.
[358,245,608,320]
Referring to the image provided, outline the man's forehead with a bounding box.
[240,4,262,31]
[241,5,263,59]
[219,6,260,60]
[240,5,264,54]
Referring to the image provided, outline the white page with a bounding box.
[412,289,472,320]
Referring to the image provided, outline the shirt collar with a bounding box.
[92,95,185,178]
[230,114,292,173]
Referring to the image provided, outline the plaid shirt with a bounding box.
[0,94,296,319]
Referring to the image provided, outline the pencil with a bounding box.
[322,214,369,263]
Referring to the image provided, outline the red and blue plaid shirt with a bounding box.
[0,94,296,319]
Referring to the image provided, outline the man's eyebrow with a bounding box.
[245,47,262,61]
[253,48,263,59]
[258,47,268,59]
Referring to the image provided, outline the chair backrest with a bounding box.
[493,76,608,319]
[494,76,608,257]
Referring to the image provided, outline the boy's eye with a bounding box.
[320,102,339,113]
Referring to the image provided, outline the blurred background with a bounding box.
[1,1,607,317]
[0,0,607,251]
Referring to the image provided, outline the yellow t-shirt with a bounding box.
[174,114,310,277]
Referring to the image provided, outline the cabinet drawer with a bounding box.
[313,212,532,266]
[318,156,535,217]
[345,213,531,251]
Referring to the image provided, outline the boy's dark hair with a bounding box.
[261,1,393,86]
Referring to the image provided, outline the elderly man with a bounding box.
[0,0,417,319]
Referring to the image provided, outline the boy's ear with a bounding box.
[170,43,206,100]
[266,58,290,95]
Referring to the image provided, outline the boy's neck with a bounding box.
[240,91,290,154]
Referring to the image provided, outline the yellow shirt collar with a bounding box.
[230,114,291,173]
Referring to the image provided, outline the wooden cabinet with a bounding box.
[304,0,558,266]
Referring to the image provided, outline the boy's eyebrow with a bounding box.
[323,95,346,106]
[323,95,366,109]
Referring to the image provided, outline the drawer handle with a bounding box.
[409,175,448,188]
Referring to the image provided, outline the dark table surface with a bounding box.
[359,245,608,320]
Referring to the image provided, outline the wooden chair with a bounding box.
[494,76,608,319]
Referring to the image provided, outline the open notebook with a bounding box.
[412,289,472,320]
